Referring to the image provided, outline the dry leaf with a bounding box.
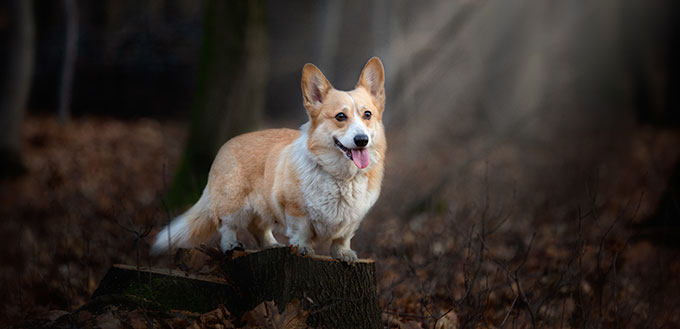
[434,310,458,329]
[96,312,122,329]
[399,320,424,329]
[243,300,309,329]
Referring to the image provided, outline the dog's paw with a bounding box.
[331,248,358,264]
[221,240,244,252]
[263,242,285,249]
[291,244,315,256]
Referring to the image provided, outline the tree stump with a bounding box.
[92,247,381,328]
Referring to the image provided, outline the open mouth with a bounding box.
[333,138,370,169]
[334,138,353,159]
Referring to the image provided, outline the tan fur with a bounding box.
[207,129,299,219]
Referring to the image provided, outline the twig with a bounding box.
[499,295,519,329]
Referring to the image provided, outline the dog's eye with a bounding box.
[335,113,347,122]
[363,111,372,120]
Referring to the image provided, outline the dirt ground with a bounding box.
[2,115,680,328]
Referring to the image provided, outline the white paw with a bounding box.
[221,240,244,252]
[263,242,285,249]
[331,248,358,264]
[292,244,315,256]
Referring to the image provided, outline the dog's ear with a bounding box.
[356,57,385,108]
[301,63,333,114]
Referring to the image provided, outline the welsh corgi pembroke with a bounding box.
[152,57,386,263]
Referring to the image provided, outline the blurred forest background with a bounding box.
[2,0,680,328]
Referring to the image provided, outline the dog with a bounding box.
[151,57,386,263]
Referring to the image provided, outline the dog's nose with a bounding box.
[354,134,369,147]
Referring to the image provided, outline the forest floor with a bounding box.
[2,115,680,328]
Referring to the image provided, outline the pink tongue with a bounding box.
[350,149,370,169]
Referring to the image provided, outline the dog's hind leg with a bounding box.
[218,213,244,251]
[247,216,282,249]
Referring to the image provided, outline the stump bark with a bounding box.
[92,247,381,328]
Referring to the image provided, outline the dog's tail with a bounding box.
[151,187,217,255]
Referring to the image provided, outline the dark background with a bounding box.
[1,0,680,327]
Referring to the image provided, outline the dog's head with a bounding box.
[301,57,386,173]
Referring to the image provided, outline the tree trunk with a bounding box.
[0,0,34,178]
[91,247,381,328]
[167,0,268,209]
[57,0,78,124]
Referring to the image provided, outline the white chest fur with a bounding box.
[290,130,379,240]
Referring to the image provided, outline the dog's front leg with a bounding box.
[286,216,315,256]
[330,236,358,264]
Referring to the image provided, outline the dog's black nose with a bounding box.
[354,134,369,147]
